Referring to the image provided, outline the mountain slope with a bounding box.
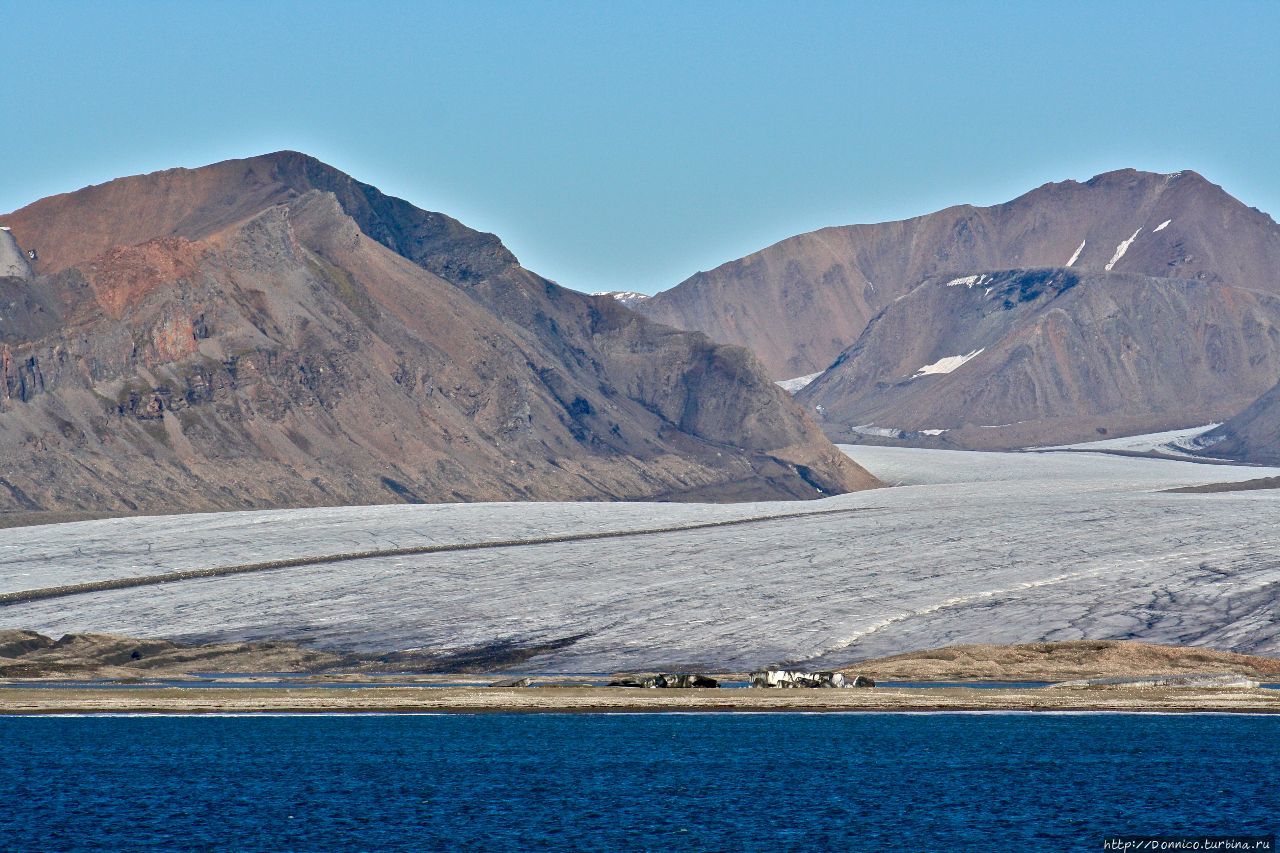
[1194,379,1280,465]
[800,268,1280,448]
[0,153,876,513]
[637,169,1280,379]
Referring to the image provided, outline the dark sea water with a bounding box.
[2,713,1275,851]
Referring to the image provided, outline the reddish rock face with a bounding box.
[81,237,200,320]
[0,153,878,514]
[638,170,1280,381]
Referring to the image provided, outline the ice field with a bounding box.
[2,442,1278,672]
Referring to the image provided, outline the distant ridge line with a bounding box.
[0,506,877,607]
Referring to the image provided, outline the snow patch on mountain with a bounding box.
[592,290,651,308]
[850,424,948,440]
[1066,239,1086,267]
[946,274,989,288]
[1153,219,1172,233]
[0,228,32,279]
[776,372,823,393]
[850,424,905,439]
[1105,228,1143,271]
[912,349,984,379]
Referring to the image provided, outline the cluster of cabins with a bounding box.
[605,669,876,689]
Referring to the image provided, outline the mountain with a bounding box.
[798,268,1280,448]
[636,169,1280,381]
[0,152,876,514]
[1194,379,1280,465]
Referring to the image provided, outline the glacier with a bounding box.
[1,443,1278,673]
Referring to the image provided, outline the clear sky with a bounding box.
[3,1,1277,294]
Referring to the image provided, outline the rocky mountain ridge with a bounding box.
[0,152,877,513]
[800,268,1280,448]
[633,168,1280,450]
[637,169,1280,381]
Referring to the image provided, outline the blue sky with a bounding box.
[3,1,1277,294]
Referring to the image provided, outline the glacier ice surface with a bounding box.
[2,442,1278,673]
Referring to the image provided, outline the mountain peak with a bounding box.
[0,151,522,283]
[638,168,1280,379]
[0,154,878,513]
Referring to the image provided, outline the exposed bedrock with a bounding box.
[0,153,877,512]
[639,169,1280,380]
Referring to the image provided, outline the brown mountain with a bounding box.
[0,152,876,514]
[636,169,1280,380]
[798,268,1280,448]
